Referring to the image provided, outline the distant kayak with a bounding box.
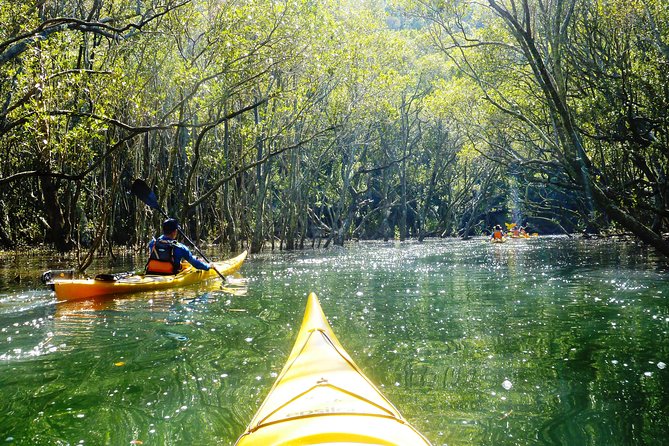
[235,292,432,446]
[48,251,247,301]
[510,233,538,239]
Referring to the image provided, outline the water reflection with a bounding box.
[0,238,668,445]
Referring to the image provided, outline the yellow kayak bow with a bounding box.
[235,292,432,446]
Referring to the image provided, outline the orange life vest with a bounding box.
[146,240,179,275]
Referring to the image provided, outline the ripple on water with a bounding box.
[0,238,668,445]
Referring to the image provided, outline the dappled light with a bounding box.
[1,238,668,444]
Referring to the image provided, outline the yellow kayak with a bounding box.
[235,292,432,446]
[491,237,507,243]
[49,251,247,301]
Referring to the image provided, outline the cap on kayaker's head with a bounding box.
[162,218,179,235]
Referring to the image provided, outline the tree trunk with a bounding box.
[78,166,120,271]
[418,159,440,242]
[222,118,239,251]
[285,144,300,250]
[39,174,73,252]
[461,169,496,239]
[250,104,269,254]
[0,200,14,248]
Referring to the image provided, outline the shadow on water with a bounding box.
[0,238,668,445]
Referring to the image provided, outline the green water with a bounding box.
[1,237,668,446]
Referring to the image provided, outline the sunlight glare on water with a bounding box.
[0,237,668,445]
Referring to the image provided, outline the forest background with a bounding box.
[1,0,669,269]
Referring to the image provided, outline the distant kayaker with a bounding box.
[511,225,520,237]
[491,225,504,240]
[146,218,211,275]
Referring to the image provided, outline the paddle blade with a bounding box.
[130,179,160,209]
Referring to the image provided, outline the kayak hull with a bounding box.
[51,251,247,301]
[235,293,431,446]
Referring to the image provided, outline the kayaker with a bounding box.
[491,224,504,240]
[511,225,520,237]
[146,218,211,275]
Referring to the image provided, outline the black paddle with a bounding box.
[130,178,226,282]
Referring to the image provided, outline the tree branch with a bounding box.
[0,1,192,65]
[187,126,338,210]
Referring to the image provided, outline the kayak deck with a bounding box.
[235,292,431,446]
[51,251,247,301]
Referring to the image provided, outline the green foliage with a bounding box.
[0,0,667,252]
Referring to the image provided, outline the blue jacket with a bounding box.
[148,235,210,271]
